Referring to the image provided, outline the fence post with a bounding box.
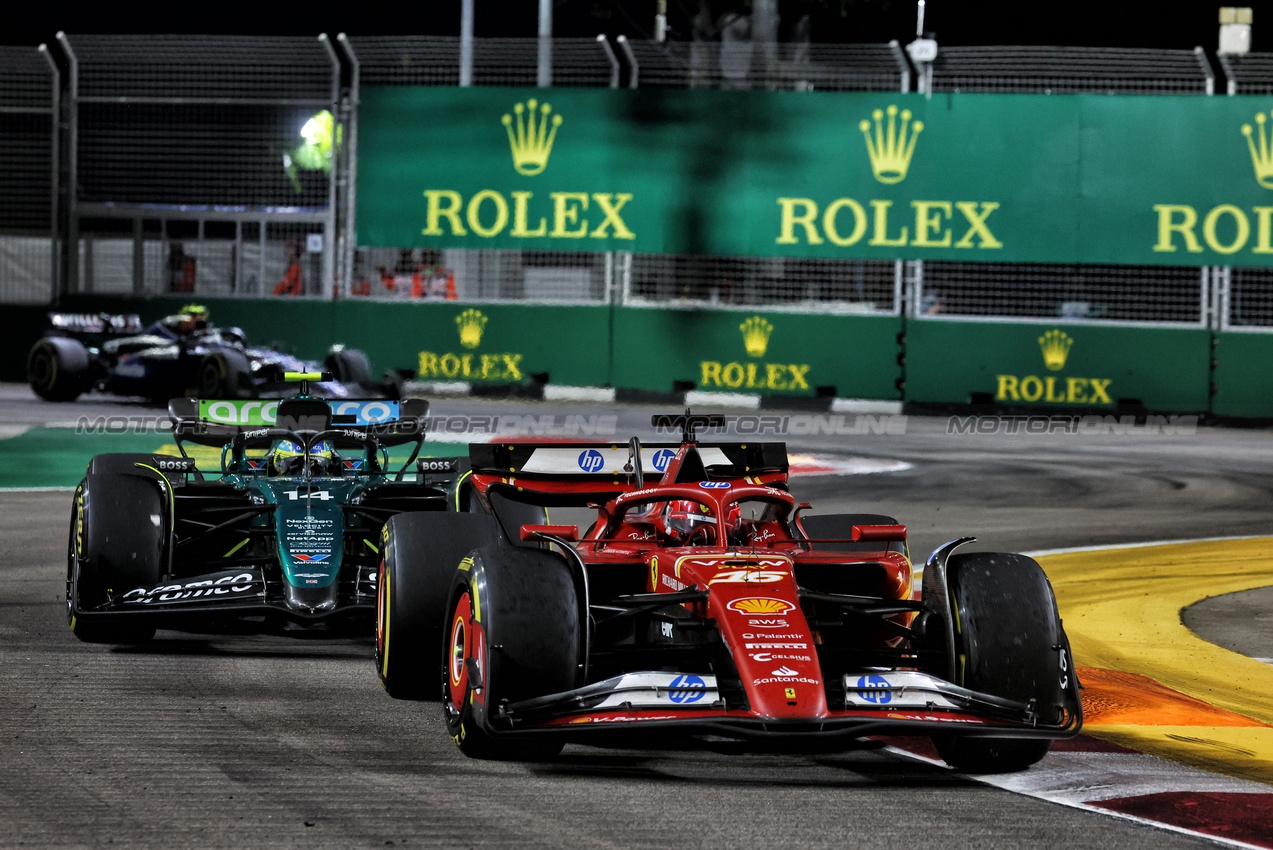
[56,32,78,296]
[319,34,340,299]
[39,44,59,304]
[338,33,361,301]
[617,35,638,89]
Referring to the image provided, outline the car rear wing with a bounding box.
[47,312,142,335]
[167,397,429,448]
[469,441,788,483]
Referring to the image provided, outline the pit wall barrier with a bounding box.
[9,296,1273,418]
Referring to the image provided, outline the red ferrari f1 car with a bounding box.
[376,414,1081,772]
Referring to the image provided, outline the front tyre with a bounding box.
[931,552,1065,773]
[66,478,160,644]
[442,546,579,760]
[376,513,500,700]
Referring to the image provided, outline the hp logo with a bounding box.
[651,448,676,472]
[856,674,892,704]
[577,449,605,473]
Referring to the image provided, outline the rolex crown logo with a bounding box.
[456,308,488,349]
[502,98,563,176]
[1038,329,1073,371]
[1241,111,1273,189]
[859,104,923,185]
[740,316,774,358]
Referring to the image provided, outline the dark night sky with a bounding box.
[3,1,1271,54]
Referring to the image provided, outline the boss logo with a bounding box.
[155,458,194,471]
[418,459,460,473]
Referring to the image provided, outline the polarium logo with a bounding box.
[775,102,1001,252]
[699,315,812,392]
[502,98,562,176]
[419,308,526,383]
[1152,108,1273,256]
[860,105,923,184]
[995,329,1113,405]
[420,98,635,243]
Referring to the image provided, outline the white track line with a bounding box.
[1026,535,1272,557]
[884,745,1273,850]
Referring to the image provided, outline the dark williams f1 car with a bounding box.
[29,306,400,402]
[66,374,463,643]
[376,414,1082,772]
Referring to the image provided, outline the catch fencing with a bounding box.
[5,34,1273,412]
[0,46,58,305]
[57,34,340,300]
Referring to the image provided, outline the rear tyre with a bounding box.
[932,552,1064,773]
[376,513,500,700]
[325,347,374,391]
[442,545,578,760]
[197,349,253,399]
[67,475,164,644]
[28,337,89,402]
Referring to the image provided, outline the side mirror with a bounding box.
[851,524,907,542]
[520,524,580,542]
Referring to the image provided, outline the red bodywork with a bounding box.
[462,440,1070,739]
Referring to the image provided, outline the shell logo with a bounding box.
[727,597,795,615]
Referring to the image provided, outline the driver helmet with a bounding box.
[177,303,209,334]
[659,499,715,544]
[272,440,334,476]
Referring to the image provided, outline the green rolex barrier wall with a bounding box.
[611,307,902,399]
[26,296,1273,418]
[903,320,1213,412]
[55,296,612,389]
[1212,331,1273,418]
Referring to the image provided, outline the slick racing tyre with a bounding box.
[376,513,500,700]
[28,337,89,402]
[442,546,579,760]
[66,474,165,644]
[325,347,374,392]
[197,349,253,399]
[932,552,1065,773]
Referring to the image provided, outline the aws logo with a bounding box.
[421,99,635,244]
[698,315,813,392]
[418,308,525,383]
[995,330,1114,405]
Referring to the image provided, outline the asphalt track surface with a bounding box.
[2,386,1272,848]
